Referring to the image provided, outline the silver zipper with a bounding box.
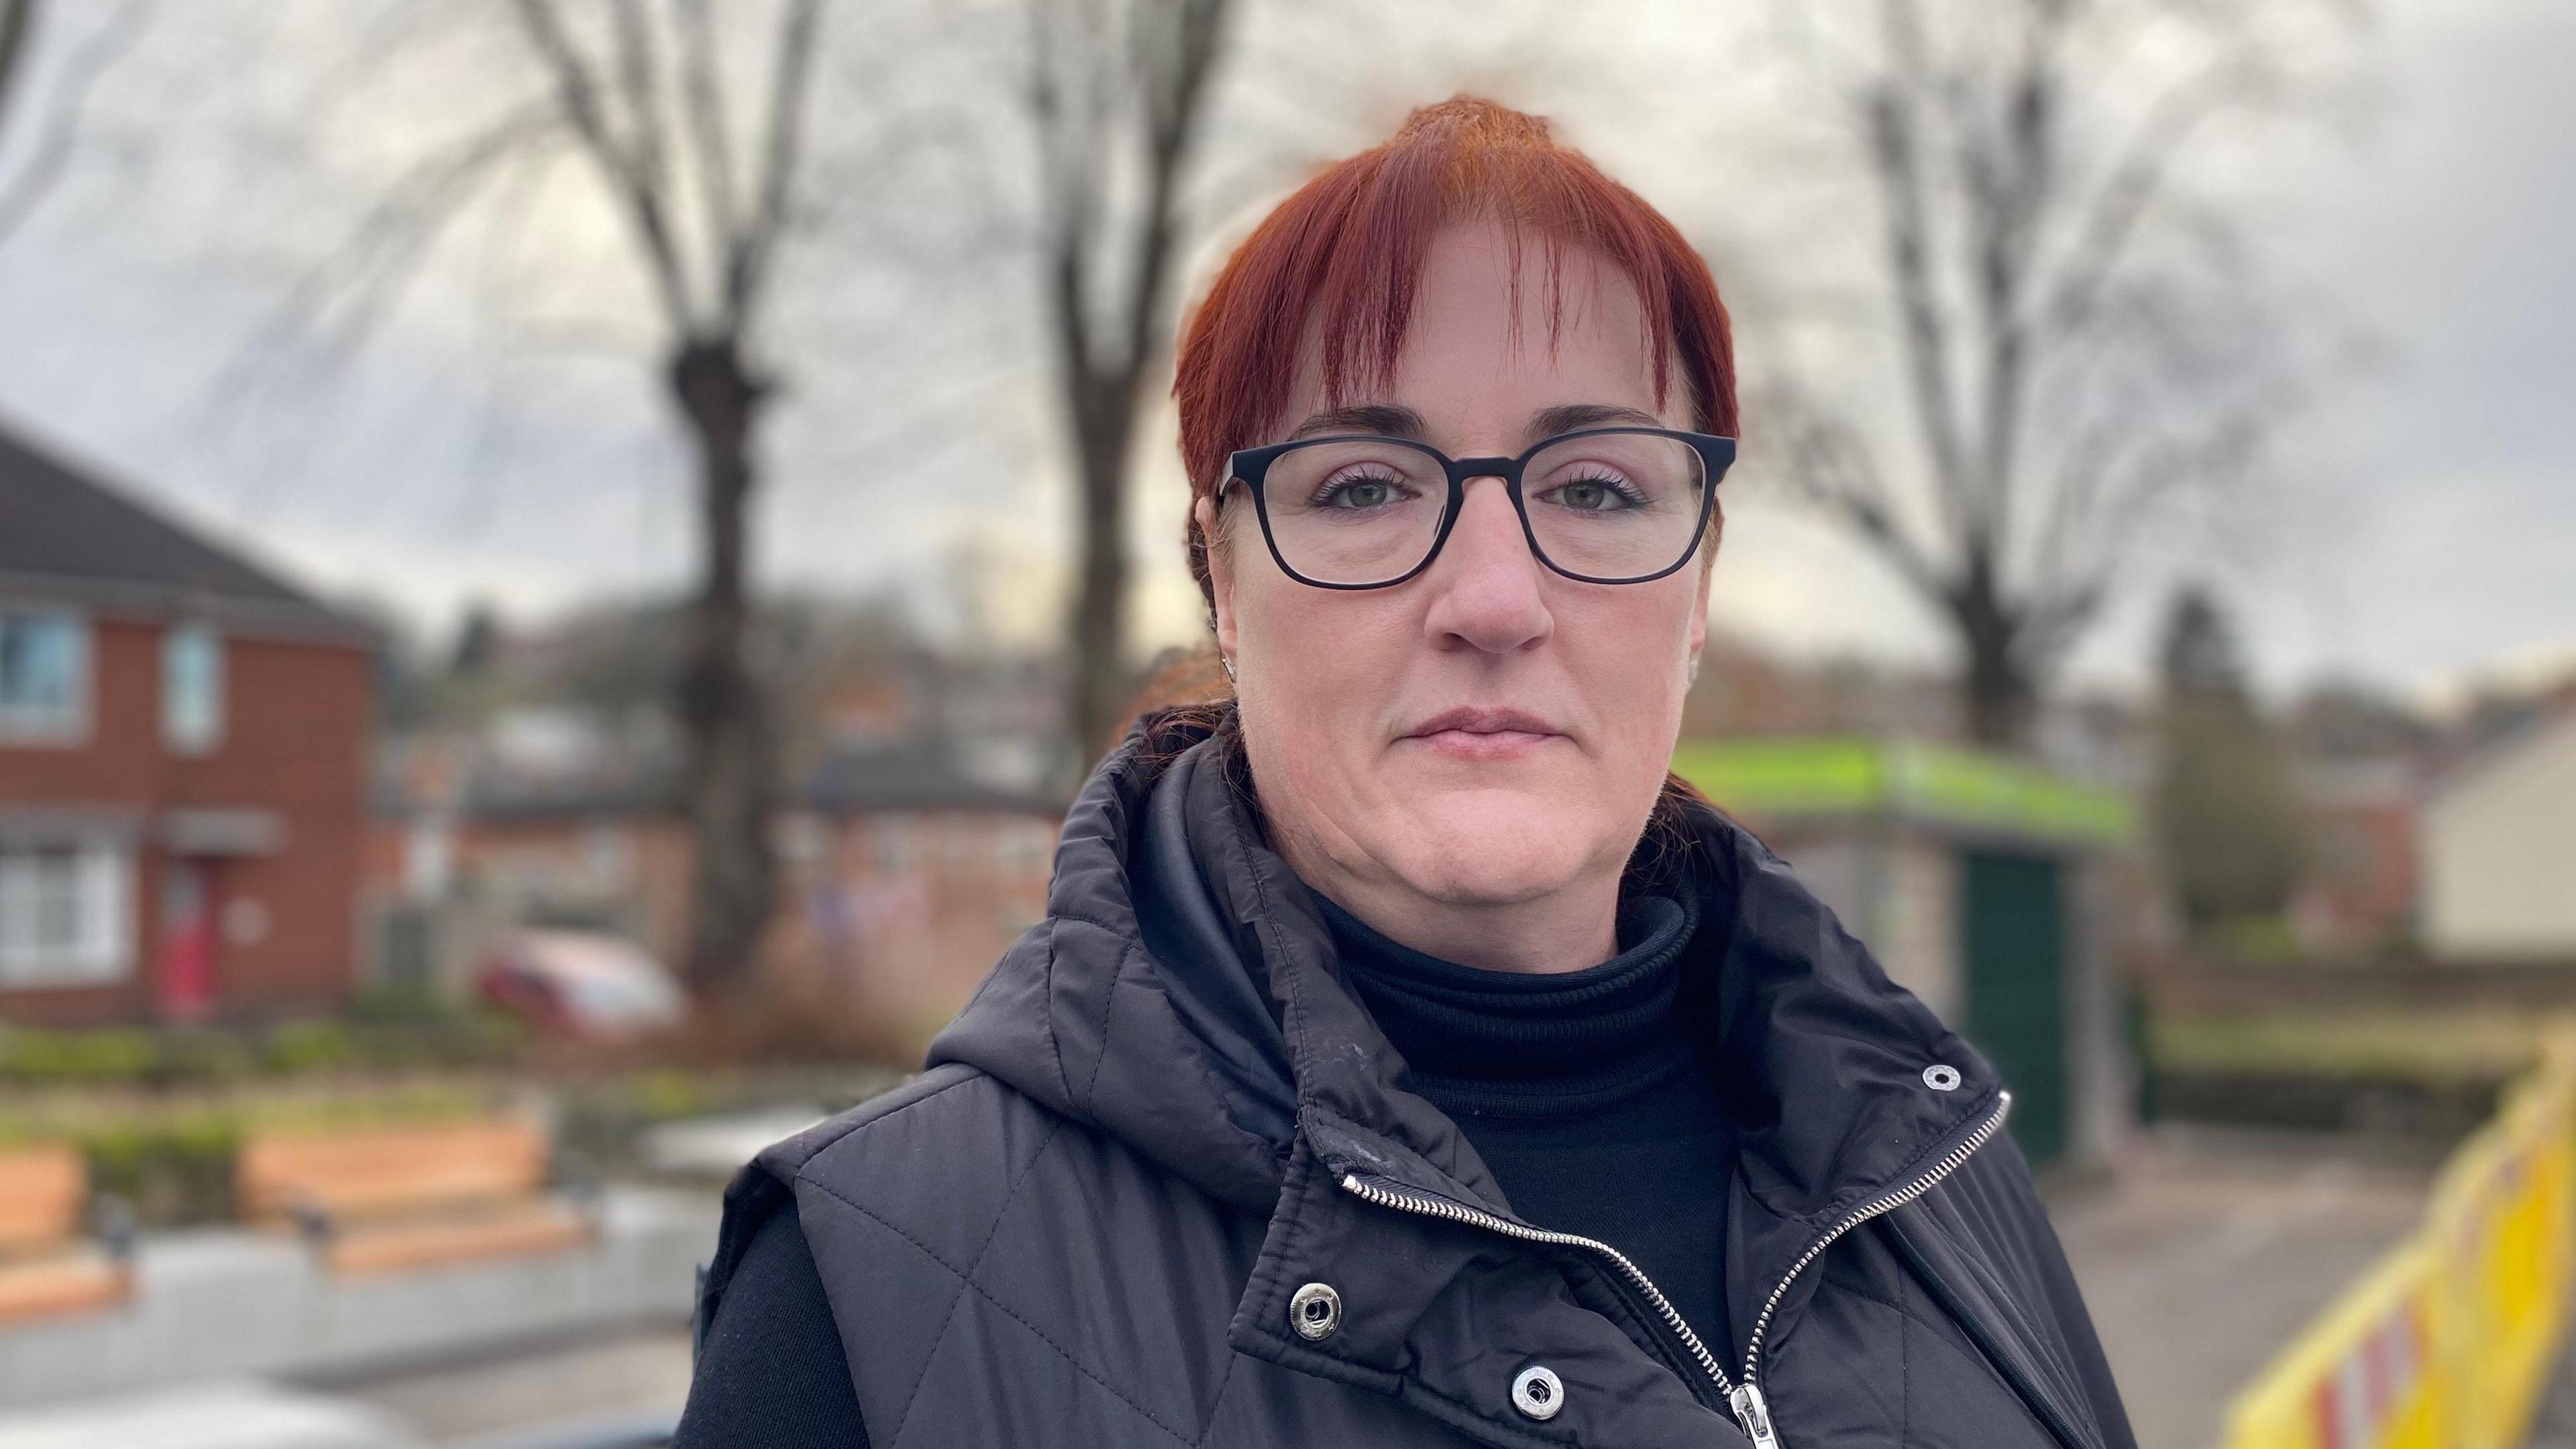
[1336,1173,1741,1403]
[1336,1088,2010,1449]
[1737,1091,2013,1388]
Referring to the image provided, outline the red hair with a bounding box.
[1172,95,1739,612]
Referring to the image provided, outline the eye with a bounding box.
[1315,470,1415,510]
[1542,471,1646,512]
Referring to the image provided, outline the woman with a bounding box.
[676,97,2133,1449]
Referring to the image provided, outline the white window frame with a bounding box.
[161,621,226,755]
[0,838,134,988]
[0,608,92,746]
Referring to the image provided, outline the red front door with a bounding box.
[158,859,215,1022]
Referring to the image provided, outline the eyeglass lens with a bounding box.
[1258,433,1707,586]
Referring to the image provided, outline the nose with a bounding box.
[1420,476,1552,655]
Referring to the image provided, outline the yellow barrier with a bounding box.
[2218,1035,2576,1449]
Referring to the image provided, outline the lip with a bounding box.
[1399,707,1567,761]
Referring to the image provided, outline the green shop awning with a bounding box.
[1669,736,2135,849]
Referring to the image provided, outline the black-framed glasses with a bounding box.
[1222,427,1737,589]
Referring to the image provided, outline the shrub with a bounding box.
[0,1028,160,1086]
[262,1020,360,1075]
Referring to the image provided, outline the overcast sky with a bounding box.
[0,0,2567,708]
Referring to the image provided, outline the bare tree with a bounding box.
[257,1,839,1002]
[1743,0,2353,748]
[513,0,826,999]
[1024,0,1236,762]
[0,0,153,245]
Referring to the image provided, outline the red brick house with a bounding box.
[367,730,1059,1057]
[0,425,376,1025]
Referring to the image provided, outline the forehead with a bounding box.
[1277,221,1676,444]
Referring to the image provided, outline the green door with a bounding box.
[1960,851,2069,1165]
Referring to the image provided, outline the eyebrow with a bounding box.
[1287,403,1428,440]
[1283,400,1667,445]
[1529,402,1664,436]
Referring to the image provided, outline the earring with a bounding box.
[1687,655,1701,686]
[1221,654,1238,683]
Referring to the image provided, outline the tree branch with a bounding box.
[0,0,152,246]
[513,0,696,331]
[608,0,677,254]
[722,0,822,328]
[218,99,566,406]
[1862,0,1975,550]
[674,0,741,247]
[2033,392,2276,612]
[1027,0,1104,380]
[1762,380,1951,606]
[1955,0,2072,560]
[0,0,34,142]
[2035,55,2255,342]
[1120,0,1230,382]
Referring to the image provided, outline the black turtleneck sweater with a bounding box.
[1312,882,1736,1356]
[677,884,1737,1449]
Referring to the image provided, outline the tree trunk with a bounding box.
[669,336,779,1000]
[1068,372,1137,764]
[1951,559,2035,752]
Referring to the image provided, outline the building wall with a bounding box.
[366,805,1058,1053]
[2290,759,2422,955]
[0,615,373,1024]
[761,808,1057,1053]
[2065,855,2135,1169]
[1758,827,1962,1024]
[2423,712,2576,959]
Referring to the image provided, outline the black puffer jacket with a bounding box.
[696,713,2135,1448]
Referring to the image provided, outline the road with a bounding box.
[2524,1324,2576,1448]
[332,1330,695,1445]
[2048,1125,2445,1449]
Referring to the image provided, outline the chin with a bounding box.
[1389,788,1601,904]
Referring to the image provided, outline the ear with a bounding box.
[1686,545,1713,676]
[1195,495,1241,661]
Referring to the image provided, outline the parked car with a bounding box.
[474,930,686,1039]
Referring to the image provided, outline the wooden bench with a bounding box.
[0,1144,133,1323]
[237,1117,595,1275]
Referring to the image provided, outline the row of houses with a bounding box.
[1,425,1058,1032]
[0,428,374,1024]
[5,419,2575,1038]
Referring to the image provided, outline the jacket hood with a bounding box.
[926,708,2003,1328]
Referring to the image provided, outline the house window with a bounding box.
[0,840,133,987]
[0,610,89,744]
[162,622,225,755]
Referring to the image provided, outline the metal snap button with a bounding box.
[1511,1364,1564,1420]
[1923,1063,1962,1091]
[1289,1281,1342,1341]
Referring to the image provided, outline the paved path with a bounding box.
[2523,1324,2576,1448]
[333,1330,694,1445]
[2049,1126,2445,1449]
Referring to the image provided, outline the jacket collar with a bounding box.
[930,710,2003,1430]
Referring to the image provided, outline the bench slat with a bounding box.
[323,1201,591,1276]
[0,1146,87,1255]
[0,1250,128,1323]
[238,1120,551,1224]
[238,1116,591,1277]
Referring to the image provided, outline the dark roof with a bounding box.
[0,421,370,644]
[373,742,1065,822]
[803,741,1065,816]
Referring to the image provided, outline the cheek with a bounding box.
[1566,579,1697,708]
[1232,575,1401,765]
[1562,584,1698,783]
